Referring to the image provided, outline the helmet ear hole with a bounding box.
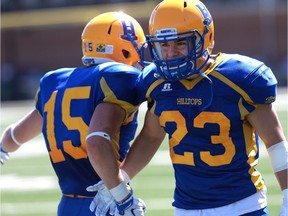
[122,49,130,59]
[209,32,213,41]
[184,1,187,8]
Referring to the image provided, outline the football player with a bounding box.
[119,0,287,215]
[0,12,147,216]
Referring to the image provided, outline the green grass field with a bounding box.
[1,92,287,216]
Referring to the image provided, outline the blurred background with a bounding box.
[1,0,287,101]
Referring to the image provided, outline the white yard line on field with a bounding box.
[0,175,58,191]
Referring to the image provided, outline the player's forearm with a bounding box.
[274,169,288,191]
[1,109,42,152]
[121,131,164,179]
[267,140,288,192]
[1,126,21,152]
[86,136,123,189]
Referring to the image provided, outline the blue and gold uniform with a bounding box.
[35,62,140,215]
[137,53,277,210]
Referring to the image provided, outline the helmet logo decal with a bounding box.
[196,2,212,25]
[96,44,114,54]
[120,20,138,41]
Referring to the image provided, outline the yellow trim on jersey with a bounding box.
[145,79,165,115]
[208,53,258,107]
[100,77,137,161]
[179,76,203,90]
[238,98,265,191]
[204,53,225,75]
[179,53,225,90]
[145,79,165,101]
[34,87,40,105]
[100,77,138,120]
[149,100,157,115]
[210,71,256,106]
[34,87,43,117]
[63,194,94,198]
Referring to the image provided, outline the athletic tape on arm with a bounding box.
[267,141,288,173]
[110,181,130,202]
[121,169,131,183]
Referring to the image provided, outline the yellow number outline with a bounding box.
[159,111,235,167]
[44,87,91,163]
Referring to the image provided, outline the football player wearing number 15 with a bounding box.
[0,12,147,216]
[120,0,288,216]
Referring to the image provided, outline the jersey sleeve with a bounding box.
[34,73,48,116]
[241,63,277,104]
[34,68,74,117]
[136,63,160,109]
[217,54,277,105]
[99,63,141,121]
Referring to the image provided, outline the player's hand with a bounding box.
[115,197,147,216]
[279,189,288,216]
[86,181,116,216]
[0,143,10,165]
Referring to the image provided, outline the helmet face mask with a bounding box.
[147,0,214,81]
[147,28,207,81]
[81,12,146,67]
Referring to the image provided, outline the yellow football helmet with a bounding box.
[146,0,215,81]
[81,12,146,67]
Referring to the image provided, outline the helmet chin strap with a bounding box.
[126,34,147,68]
[195,51,213,111]
[197,71,213,111]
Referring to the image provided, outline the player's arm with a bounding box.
[86,102,125,190]
[121,110,166,179]
[86,102,148,215]
[247,104,287,190]
[1,108,43,164]
[1,108,42,151]
[247,103,287,213]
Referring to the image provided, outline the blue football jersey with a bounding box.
[137,53,277,209]
[35,62,140,197]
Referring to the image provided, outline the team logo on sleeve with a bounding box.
[265,96,276,104]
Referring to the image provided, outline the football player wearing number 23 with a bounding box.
[120,0,288,216]
[0,12,147,216]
